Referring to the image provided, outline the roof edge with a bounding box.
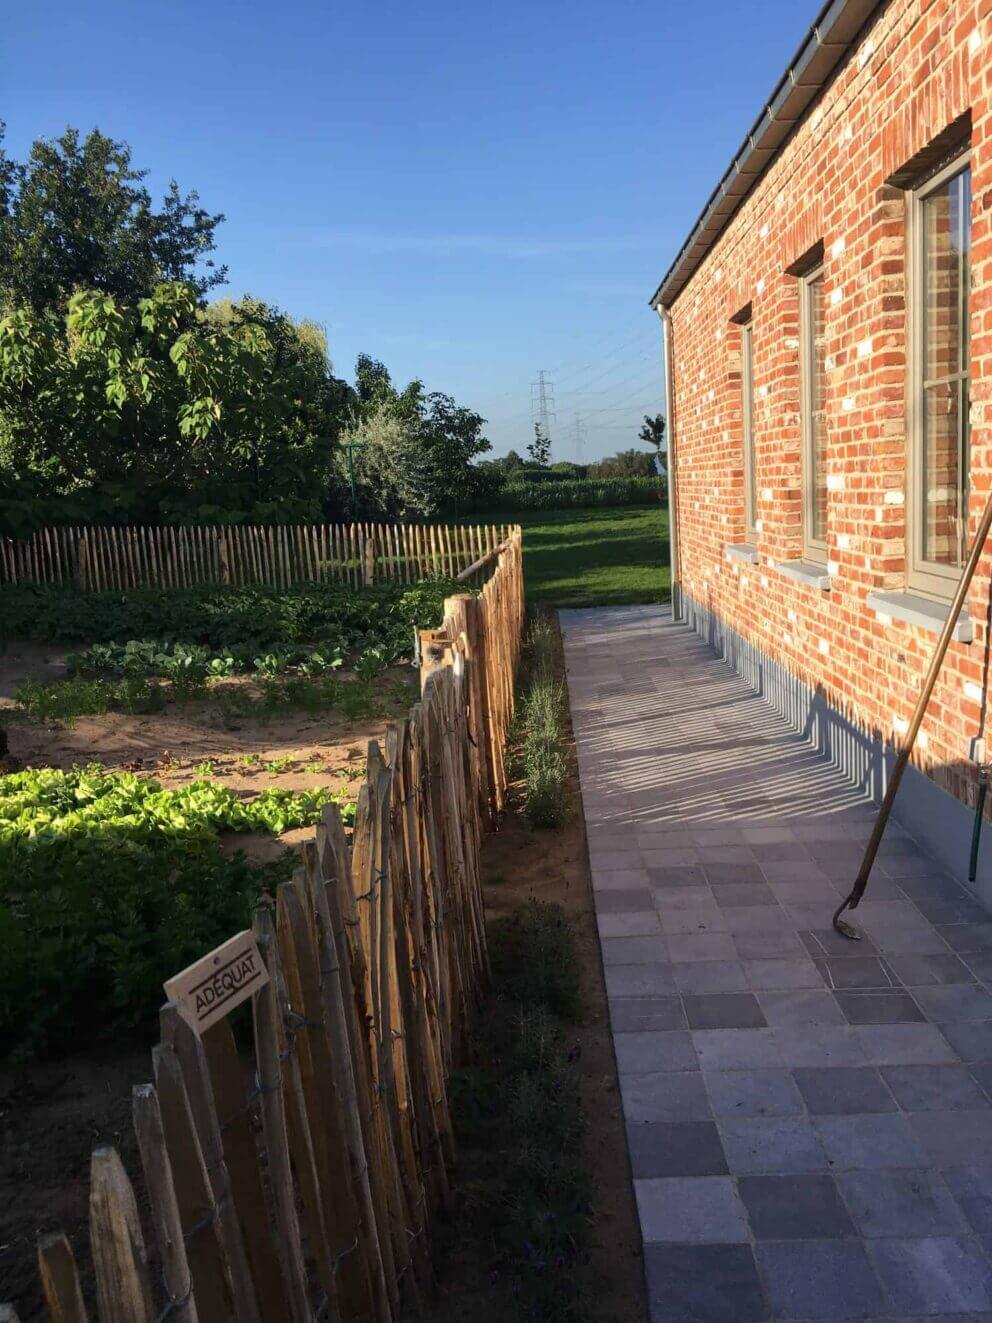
[649,0,884,310]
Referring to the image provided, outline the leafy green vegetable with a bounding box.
[0,766,356,1058]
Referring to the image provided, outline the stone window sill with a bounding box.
[867,589,973,643]
[774,559,831,591]
[726,543,759,565]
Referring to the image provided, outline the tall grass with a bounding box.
[520,613,569,829]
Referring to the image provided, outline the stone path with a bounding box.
[560,604,992,1323]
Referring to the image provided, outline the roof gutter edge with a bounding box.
[648,0,883,311]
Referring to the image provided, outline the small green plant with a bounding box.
[444,902,588,1321]
[15,675,165,727]
[354,644,392,681]
[265,754,295,774]
[192,760,216,777]
[235,753,262,771]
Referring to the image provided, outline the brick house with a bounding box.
[651,0,992,899]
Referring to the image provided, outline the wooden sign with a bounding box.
[164,930,269,1036]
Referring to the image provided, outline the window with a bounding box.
[741,321,757,539]
[908,152,972,597]
[800,266,827,561]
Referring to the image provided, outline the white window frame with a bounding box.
[906,149,972,599]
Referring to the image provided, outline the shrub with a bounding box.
[520,615,570,830]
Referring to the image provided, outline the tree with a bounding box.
[639,413,666,450]
[589,448,659,479]
[0,124,226,314]
[0,283,351,523]
[336,358,491,517]
[527,421,551,467]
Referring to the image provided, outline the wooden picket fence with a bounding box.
[11,531,525,1323]
[0,520,515,592]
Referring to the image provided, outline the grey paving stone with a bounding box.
[658,907,729,935]
[800,927,880,958]
[759,989,848,1027]
[814,1113,928,1169]
[594,888,655,914]
[914,893,991,925]
[915,985,992,1022]
[666,932,739,963]
[605,963,677,999]
[837,1168,965,1237]
[793,1066,896,1115]
[683,993,767,1031]
[944,1166,992,1234]
[615,1030,698,1075]
[634,1176,749,1243]
[692,1028,783,1071]
[882,1065,991,1112]
[869,1236,992,1313]
[752,841,812,862]
[620,1070,711,1123]
[757,1239,884,1319]
[702,863,766,885]
[971,1062,992,1097]
[877,926,956,956]
[733,930,807,959]
[940,925,992,954]
[597,911,663,938]
[673,960,749,995]
[643,1243,769,1323]
[648,865,709,889]
[626,1121,728,1178]
[941,1021,992,1061]
[743,958,825,990]
[835,989,928,1025]
[772,1024,868,1068]
[712,883,777,908]
[767,880,839,904]
[719,1116,828,1173]
[908,1111,992,1168]
[704,1069,804,1118]
[592,868,653,891]
[738,1173,855,1239]
[816,956,899,990]
[601,935,671,967]
[855,1023,958,1065]
[610,997,686,1033]
[887,952,976,986]
[655,885,718,911]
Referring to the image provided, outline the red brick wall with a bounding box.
[667,0,992,813]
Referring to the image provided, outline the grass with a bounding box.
[486,503,669,607]
[519,614,570,830]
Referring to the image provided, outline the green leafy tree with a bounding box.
[589,448,659,479]
[0,283,352,523]
[527,421,551,467]
[0,124,226,314]
[337,358,491,517]
[638,413,666,451]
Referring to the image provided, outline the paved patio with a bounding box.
[561,604,992,1323]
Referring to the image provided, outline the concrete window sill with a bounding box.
[726,543,759,565]
[867,589,973,643]
[774,560,831,591]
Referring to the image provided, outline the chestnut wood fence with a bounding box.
[0,521,516,592]
[8,531,525,1323]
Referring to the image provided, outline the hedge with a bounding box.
[477,476,663,511]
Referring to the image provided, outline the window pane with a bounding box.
[922,379,963,565]
[808,274,827,542]
[920,164,970,567]
[743,326,756,531]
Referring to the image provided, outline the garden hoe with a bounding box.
[833,485,992,940]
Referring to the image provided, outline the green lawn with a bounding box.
[492,504,670,607]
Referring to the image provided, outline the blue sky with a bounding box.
[4,0,813,463]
